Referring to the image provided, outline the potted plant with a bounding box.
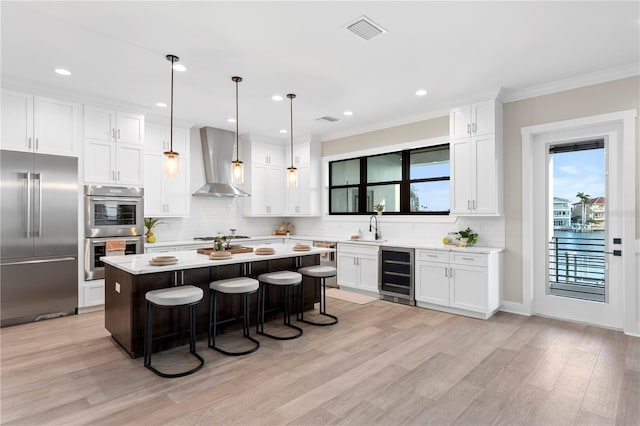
[457,227,478,247]
[374,202,384,215]
[144,218,165,243]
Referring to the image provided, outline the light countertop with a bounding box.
[103,243,334,275]
[337,239,504,254]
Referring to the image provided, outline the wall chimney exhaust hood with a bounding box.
[193,127,250,197]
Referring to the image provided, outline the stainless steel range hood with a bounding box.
[193,127,250,197]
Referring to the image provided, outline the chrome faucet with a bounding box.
[369,214,380,240]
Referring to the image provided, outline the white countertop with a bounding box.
[337,239,504,254]
[144,235,503,254]
[103,243,334,275]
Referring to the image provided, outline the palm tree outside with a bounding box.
[576,192,591,229]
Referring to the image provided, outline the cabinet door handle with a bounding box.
[473,200,476,210]
[117,171,120,181]
[450,268,454,278]
[112,171,115,181]
[111,128,115,139]
[472,122,477,133]
[35,138,39,150]
[28,137,32,149]
[444,267,448,278]
[117,129,120,140]
[467,123,471,135]
[468,200,471,210]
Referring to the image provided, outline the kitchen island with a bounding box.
[102,243,333,358]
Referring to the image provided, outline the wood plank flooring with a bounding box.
[1,298,639,425]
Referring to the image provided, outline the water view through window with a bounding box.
[548,141,605,302]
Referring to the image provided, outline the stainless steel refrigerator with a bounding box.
[1,150,78,327]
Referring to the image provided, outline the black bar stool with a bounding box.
[256,271,303,340]
[297,265,338,326]
[209,277,260,356]
[144,285,205,378]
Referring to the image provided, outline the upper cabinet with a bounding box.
[1,89,79,156]
[143,123,190,217]
[83,105,144,186]
[449,99,503,216]
[449,100,496,140]
[285,136,321,216]
[240,136,286,216]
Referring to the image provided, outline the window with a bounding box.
[329,144,450,215]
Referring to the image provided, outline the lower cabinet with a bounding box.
[415,249,502,319]
[336,243,379,295]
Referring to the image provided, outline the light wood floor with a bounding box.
[1,298,639,426]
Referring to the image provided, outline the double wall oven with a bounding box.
[84,185,144,280]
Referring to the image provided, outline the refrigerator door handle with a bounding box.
[26,171,32,238]
[37,172,43,238]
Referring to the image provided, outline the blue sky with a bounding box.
[551,148,605,202]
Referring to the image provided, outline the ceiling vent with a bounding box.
[316,116,340,122]
[345,15,387,41]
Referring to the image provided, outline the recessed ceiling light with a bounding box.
[227,118,236,123]
[344,111,353,116]
[272,95,283,101]
[173,64,187,72]
[54,68,71,76]
[415,89,428,96]
[155,102,167,108]
[280,129,287,134]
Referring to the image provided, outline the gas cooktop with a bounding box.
[193,236,251,241]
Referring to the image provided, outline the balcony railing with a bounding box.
[548,236,605,302]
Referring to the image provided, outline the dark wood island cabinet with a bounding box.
[102,245,330,358]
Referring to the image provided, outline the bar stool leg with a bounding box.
[298,276,338,326]
[256,282,303,340]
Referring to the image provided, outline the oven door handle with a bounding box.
[88,197,142,203]
[90,237,143,244]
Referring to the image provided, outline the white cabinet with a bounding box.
[241,136,287,216]
[285,137,321,216]
[449,100,496,140]
[450,99,503,215]
[83,105,144,185]
[144,123,189,154]
[415,249,501,319]
[143,124,190,217]
[337,243,379,295]
[1,90,79,156]
[143,152,189,216]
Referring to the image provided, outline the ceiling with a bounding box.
[2,1,638,142]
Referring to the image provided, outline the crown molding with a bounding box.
[502,62,640,103]
[1,77,151,113]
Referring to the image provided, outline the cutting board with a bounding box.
[197,246,253,255]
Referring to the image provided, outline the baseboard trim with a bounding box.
[499,301,531,316]
[78,305,104,314]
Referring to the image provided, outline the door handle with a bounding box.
[445,267,448,278]
[28,137,32,149]
[468,200,471,210]
[117,129,120,140]
[112,128,116,139]
[473,200,476,210]
[25,172,32,238]
[35,138,39,151]
[34,172,42,237]
[467,123,471,135]
[604,250,622,256]
[472,123,477,133]
[117,171,120,181]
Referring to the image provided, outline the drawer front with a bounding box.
[451,252,487,267]
[337,243,380,257]
[416,249,449,263]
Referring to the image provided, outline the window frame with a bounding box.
[328,144,450,215]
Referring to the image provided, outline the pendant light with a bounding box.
[286,93,297,188]
[163,54,180,178]
[231,76,244,184]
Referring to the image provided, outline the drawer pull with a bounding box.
[461,257,475,261]
[426,254,438,258]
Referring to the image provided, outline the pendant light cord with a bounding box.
[287,93,296,167]
[170,57,174,152]
[236,78,239,161]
